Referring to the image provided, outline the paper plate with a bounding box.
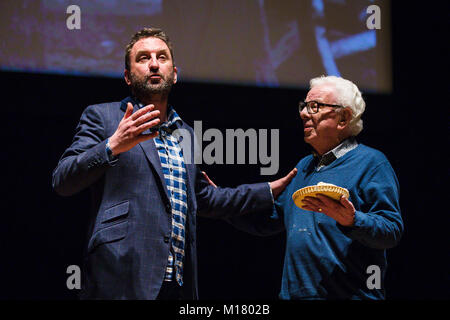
[292,182,349,209]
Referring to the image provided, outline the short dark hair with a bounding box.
[125,27,174,71]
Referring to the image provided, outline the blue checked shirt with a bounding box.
[136,103,188,286]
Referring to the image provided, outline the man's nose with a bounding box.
[149,57,159,71]
[299,107,310,120]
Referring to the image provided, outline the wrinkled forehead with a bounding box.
[131,37,171,58]
[306,85,336,103]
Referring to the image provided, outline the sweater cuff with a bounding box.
[337,210,365,238]
[353,210,367,228]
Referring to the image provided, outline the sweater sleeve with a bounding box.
[338,161,404,249]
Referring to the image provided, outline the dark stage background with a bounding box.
[1,2,448,300]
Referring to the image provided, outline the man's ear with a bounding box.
[124,69,131,86]
[173,66,178,84]
[338,108,352,129]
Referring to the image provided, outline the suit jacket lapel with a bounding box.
[175,121,197,211]
[139,138,171,203]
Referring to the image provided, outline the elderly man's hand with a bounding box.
[302,194,355,226]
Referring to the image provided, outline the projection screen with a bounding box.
[0,0,391,92]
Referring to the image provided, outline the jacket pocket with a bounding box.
[88,200,130,253]
[88,220,128,253]
[101,200,129,224]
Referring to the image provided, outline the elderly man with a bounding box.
[229,75,403,299]
[52,27,295,300]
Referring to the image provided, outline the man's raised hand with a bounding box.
[108,102,160,156]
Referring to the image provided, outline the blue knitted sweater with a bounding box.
[231,144,403,299]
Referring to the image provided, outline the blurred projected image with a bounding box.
[0,0,391,92]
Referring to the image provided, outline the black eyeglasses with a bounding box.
[299,100,345,114]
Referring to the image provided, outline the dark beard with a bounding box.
[129,71,174,102]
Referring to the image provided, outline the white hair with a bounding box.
[310,75,365,136]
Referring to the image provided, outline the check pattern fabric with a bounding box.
[313,137,358,170]
[141,104,188,286]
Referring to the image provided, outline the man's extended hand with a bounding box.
[202,169,297,200]
[109,102,160,156]
[270,168,297,199]
[302,194,356,226]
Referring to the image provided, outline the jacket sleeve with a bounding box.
[52,105,113,196]
[224,190,286,237]
[195,163,286,236]
[195,166,275,219]
[338,161,404,249]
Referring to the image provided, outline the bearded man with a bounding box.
[52,27,295,300]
